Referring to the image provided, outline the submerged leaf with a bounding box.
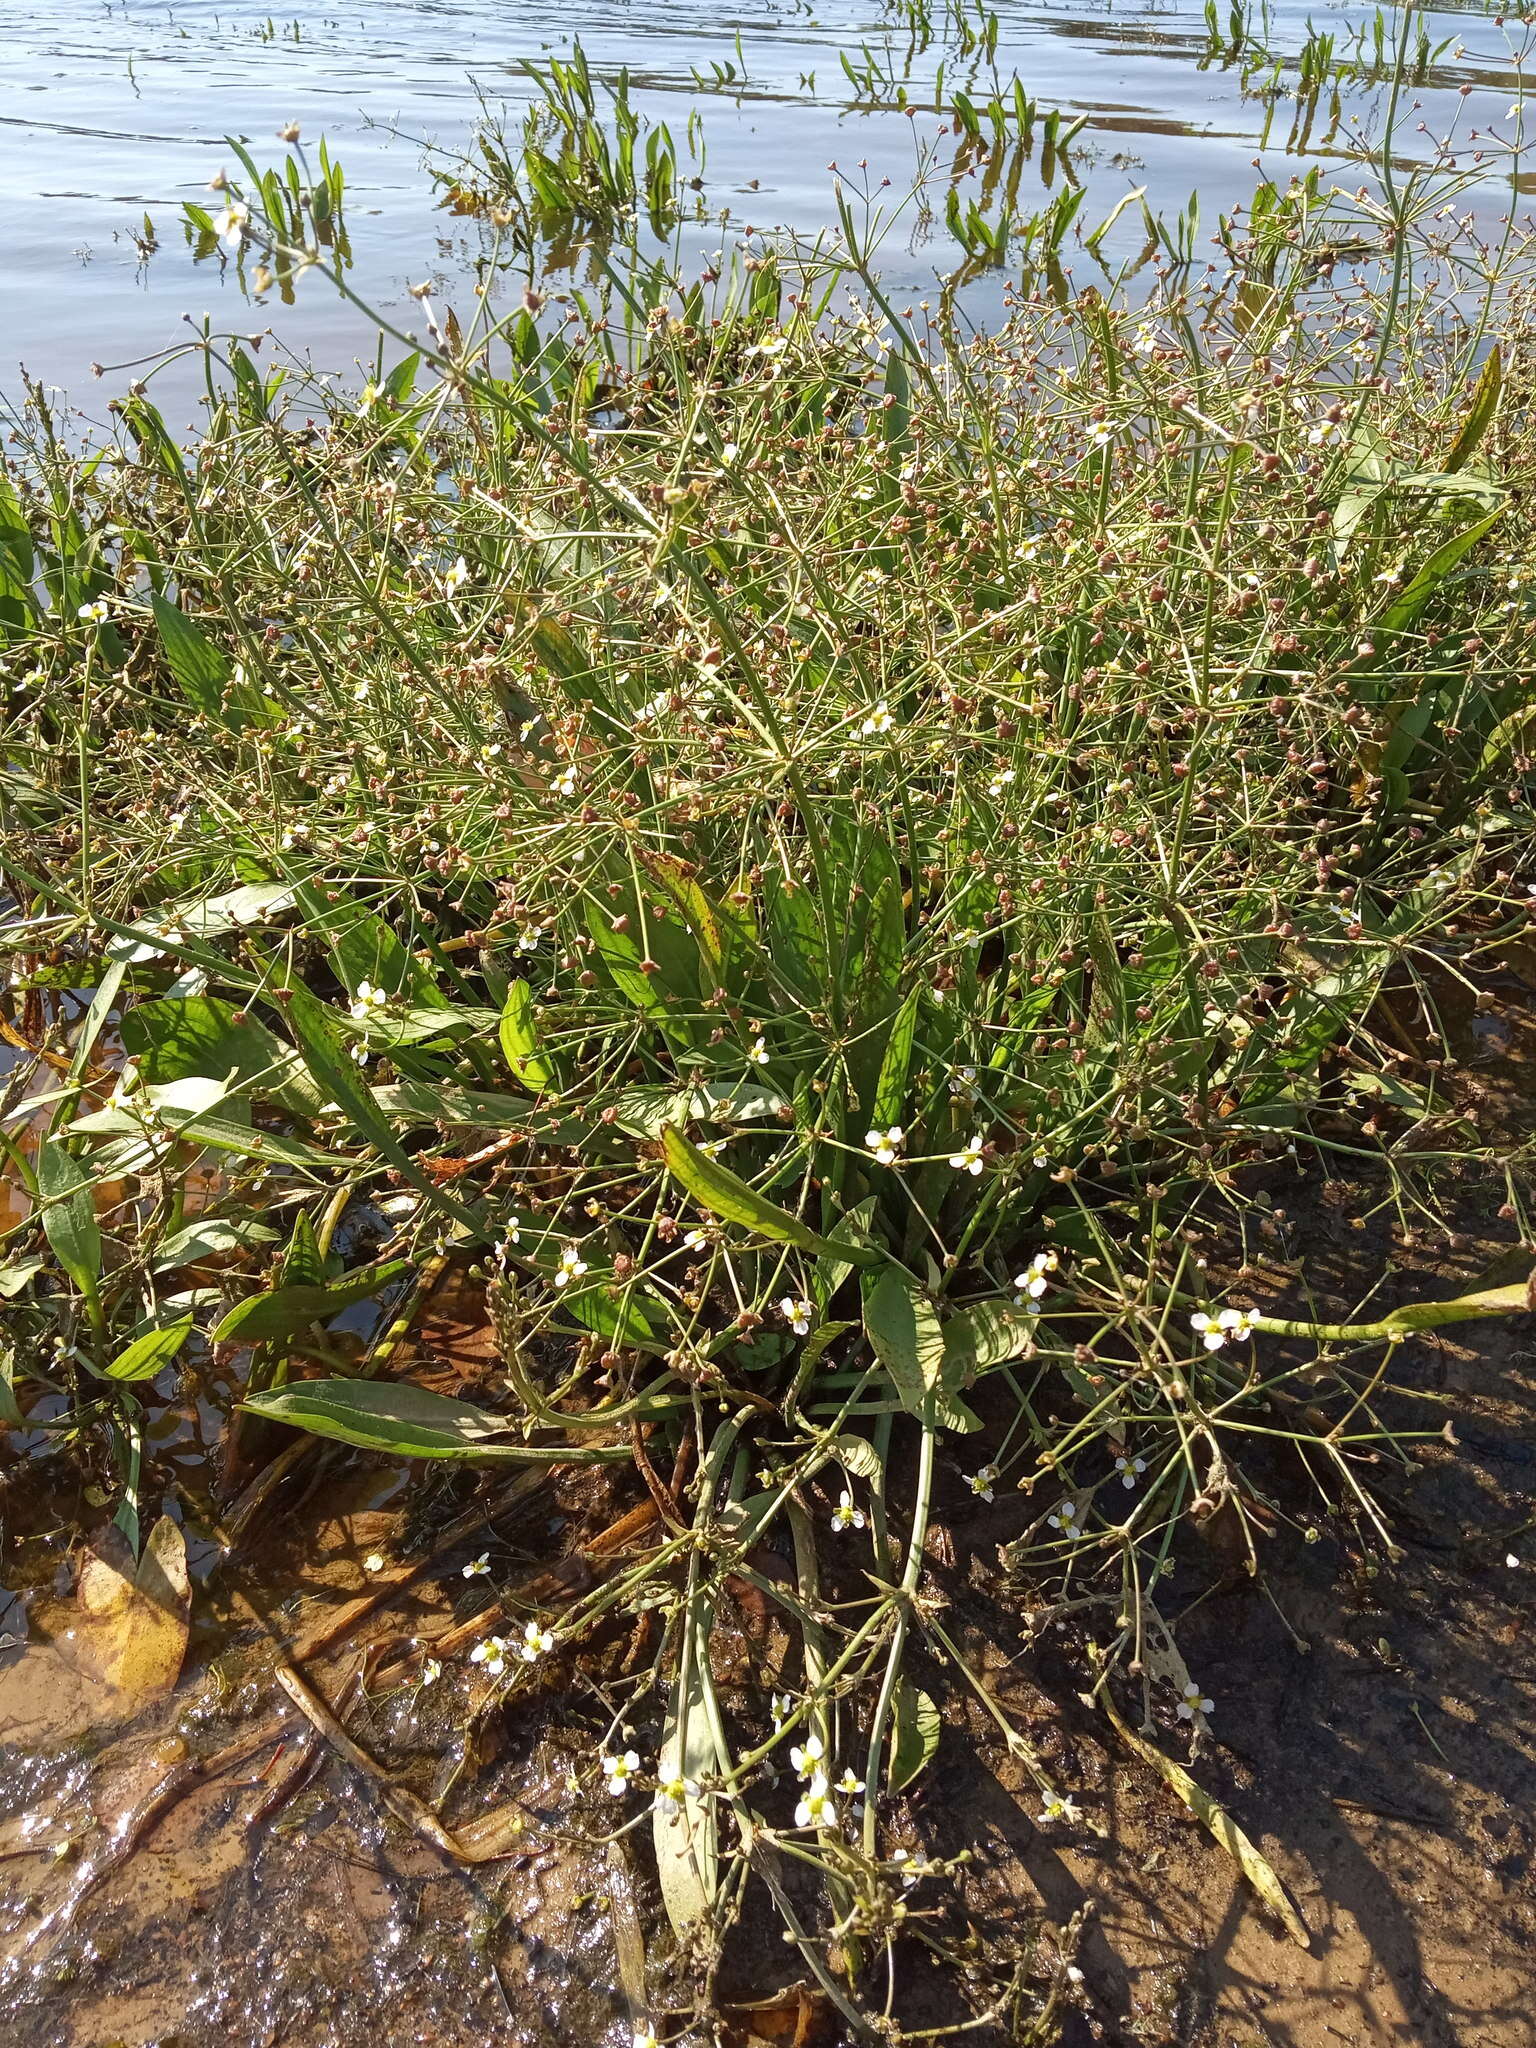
[69,1514,190,1709]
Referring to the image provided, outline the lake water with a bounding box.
[0,0,1522,408]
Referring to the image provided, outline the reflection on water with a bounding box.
[0,0,1522,405]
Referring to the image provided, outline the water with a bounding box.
[0,2,1522,403]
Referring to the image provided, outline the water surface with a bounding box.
[0,2,1522,402]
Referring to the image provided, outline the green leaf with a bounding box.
[661,1127,877,1263]
[174,881,296,938]
[1377,497,1507,636]
[888,1679,941,1792]
[281,1209,328,1288]
[871,985,921,1128]
[369,1080,537,1129]
[826,1430,882,1484]
[66,1103,341,1172]
[212,1259,411,1343]
[0,1344,23,1427]
[289,883,452,1014]
[499,978,553,1092]
[815,1195,878,1306]
[270,974,481,1233]
[37,1141,102,1292]
[942,1299,1041,1377]
[0,1255,47,1299]
[152,1216,279,1269]
[585,892,670,1017]
[151,592,238,726]
[121,995,323,1118]
[240,1377,630,1461]
[99,1316,195,1382]
[862,1265,981,1431]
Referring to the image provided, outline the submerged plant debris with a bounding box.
[2,17,1536,2044]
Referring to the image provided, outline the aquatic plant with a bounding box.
[3,55,1536,2029]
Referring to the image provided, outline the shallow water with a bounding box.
[0,0,1522,408]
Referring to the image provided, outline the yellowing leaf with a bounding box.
[69,1515,190,1711]
[1101,1687,1311,1950]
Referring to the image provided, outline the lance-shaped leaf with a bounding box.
[654,1590,724,1935]
[499,978,554,1092]
[240,1377,630,1461]
[37,1141,102,1292]
[98,1316,195,1382]
[213,1258,411,1343]
[662,1127,877,1263]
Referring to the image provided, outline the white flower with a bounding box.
[892,1848,932,1887]
[683,1227,709,1250]
[861,700,894,736]
[948,1133,986,1176]
[779,1296,813,1336]
[833,1767,865,1796]
[462,1552,491,1578]
[987,767,1016,798]
[443,554,471,595]
[1176,1681,1214,1720]
[633,2027,660,2048]
[968,1464,999,1504]
[470,1635,509,1678]
[747,1034,770,1066]
[77,600,110,624]
[948,1064,978,1099]
[551,765,578,799]
[1013,1250,1058,1308]
[865,1125,904,1166]
[831,1489,866,1533]
[553,1244,589,1289]
[419,1656,442,1685]
[1115,1454,1146,1489]
[789,1733,825,1780]
[655,1772,699,1814]
[362,1552,386,1574]
[215,202,249,249]
[601,1748,641,1794]
[770,1692,791,1732]
[1038,1790,1080,1824]
[349,978,389,1022]
[794,1772,837,1828]
[1047,1502,1082,1540]
[1189,1306,1255,1352]
[521,1619,555,1661]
